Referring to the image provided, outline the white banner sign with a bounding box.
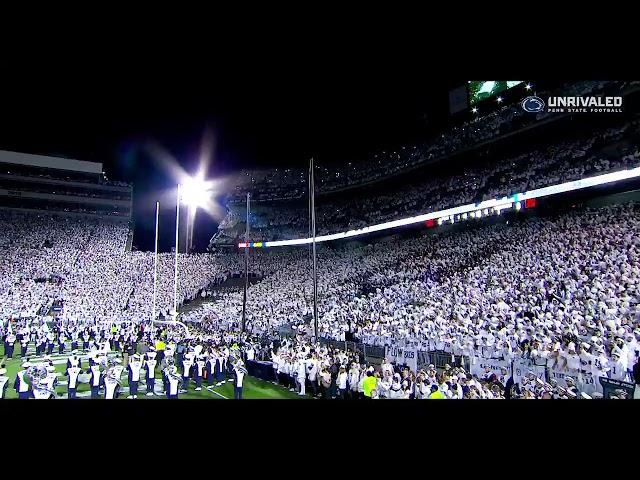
[386,346,418,372]
[577,372,603,395]
[512,359,546,385]
[470,357,511,379]
[548,368,569,388]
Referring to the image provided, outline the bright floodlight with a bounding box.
[525,83,532,90]
[496,96,503,103]
[471,107,478,113]
[181,176,212,208]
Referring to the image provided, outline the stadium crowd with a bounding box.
[3,199,640,399]
[217,116,640,242]
[0,211,241,326]
[3,179,640,399]
[227,80,628,203]
[3,79,640,399]
[172,202,640,398]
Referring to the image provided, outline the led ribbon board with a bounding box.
[239,167,640,248]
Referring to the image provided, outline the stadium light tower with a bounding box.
[179,173,217,254]
[173,183,182,316]
[241,192,250,333]
[152,201,160,321]
[310,158,318,340]
[172,174,216,317]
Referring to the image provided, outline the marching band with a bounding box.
[0,315,262,399]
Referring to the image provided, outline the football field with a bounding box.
[0,343,307,400]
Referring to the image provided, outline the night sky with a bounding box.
[0,49,461,251]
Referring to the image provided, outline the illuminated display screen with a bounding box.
[468,81,523,105]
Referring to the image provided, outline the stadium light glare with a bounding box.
[496,96,503,103]
[471,107,478,113]
[525,83,532,90]
[180,175,213,209]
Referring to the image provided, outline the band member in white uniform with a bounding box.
[166,366,181,399]
[127,354,142,399]
[233,361,247,399]
[89,362,102,399]
[5,332,16,359]
[67,365,81,399]
[181,353,194,393]
[144,351,157,396]
[20,336,29,358]
[15,362,32,399]
[194,355,206,391]
[104,370,120,399]
[0,366,9,399]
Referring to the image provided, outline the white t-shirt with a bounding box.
[565,353,581,372]
[182,360,194,378]
[609,360,628,381]
[104,377,118,399]
[68,367,81,389]
[307,360,318,381]
[90,366,101,387]
[145,360,156,378]
[129,361,141,382]
[337,372,348,389]
[235,371,245,388]
[591,354,609,378]
[577,372,598,395]
[167,375,180,395]
[297,361,306,380]
[349,370,360,390]
[195,360,206,376]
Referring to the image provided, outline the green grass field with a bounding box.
[0,343,307,400]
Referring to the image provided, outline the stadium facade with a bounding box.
[0,150,134,249]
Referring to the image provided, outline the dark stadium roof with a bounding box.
[0,51,461,251]
[0,65,456,177]
[0,29,625,252]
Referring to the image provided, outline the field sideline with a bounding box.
[0,343,307,400]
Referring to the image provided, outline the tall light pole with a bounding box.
[310,158,318,340]
[241,192,250,332]
[152,201,160,321]
[173,183,181,317]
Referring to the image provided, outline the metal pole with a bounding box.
[152,201,159,321]
[242,192,250,332]
[311,158,318,340]
[185,206,191,254]
[173,184,181,317]
[190,207,194,253]
[186,205,195,254]
[308,167,312,264]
